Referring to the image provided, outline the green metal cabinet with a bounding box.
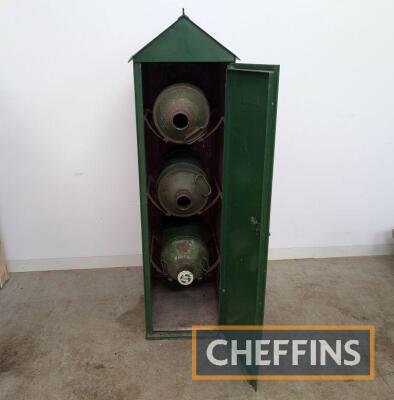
[130,13,279,340]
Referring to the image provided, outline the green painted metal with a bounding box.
[157,156,211,217]
[133,60,279,343]
[160,223,209,285]
[219,63,280,327]
[146,330,192,340]
[153,83,210,144]
[133,62,154,336]
[132,15,280,353]
[130,15,237,63]
[219,63,279,391]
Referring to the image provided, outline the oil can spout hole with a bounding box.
[176,194,192,210]
[172,113,189,130]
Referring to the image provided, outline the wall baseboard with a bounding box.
[6,243,394,272]
[268,243,394,260]
[7,254,142,273]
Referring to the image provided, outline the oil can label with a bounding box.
[192,326,374,380]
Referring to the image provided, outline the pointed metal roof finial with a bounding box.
[182,8,185,16]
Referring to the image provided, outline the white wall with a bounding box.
[1,0,393,271]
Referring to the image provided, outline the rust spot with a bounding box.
[176,240,192,253]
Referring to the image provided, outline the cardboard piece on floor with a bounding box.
[0,241,9,289]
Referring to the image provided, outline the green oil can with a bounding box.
[160,223,209,285]
[153,83,210,144]
[157,155,211,217]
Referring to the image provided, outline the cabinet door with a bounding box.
[219,63,279,326]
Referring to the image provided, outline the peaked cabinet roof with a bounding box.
[130,14,238,62]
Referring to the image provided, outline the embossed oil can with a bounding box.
[160,223,209,285]
[157,155,211,217]
[153,83,210,144]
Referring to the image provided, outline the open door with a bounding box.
[219,63,279,325]
[219,63,279,389]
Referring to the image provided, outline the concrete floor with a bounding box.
[0,256,393,400]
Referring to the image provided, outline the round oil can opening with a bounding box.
[172,112,189,130]
[177,270,194,285]
[176,194,192,210]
